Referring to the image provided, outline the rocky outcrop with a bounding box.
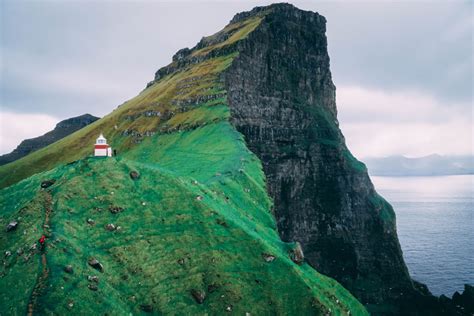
[0,114,99,166]
[221,3,462,315]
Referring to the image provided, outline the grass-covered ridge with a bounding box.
[0,52,237,189]
[1,10,367,315]
[0,141,366,314]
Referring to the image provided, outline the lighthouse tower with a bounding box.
[94,133,112,157]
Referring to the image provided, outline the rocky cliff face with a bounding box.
[222,4,453,315]
[0,114,99,166]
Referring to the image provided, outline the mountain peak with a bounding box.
[229,3,322,24]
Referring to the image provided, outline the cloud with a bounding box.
[337,86,473,158]
[0,112,59,154]
[0,0,472,158]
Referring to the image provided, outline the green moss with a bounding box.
[343,149,367,173]
[369,193,396,223]
[192,17,262,56]
[0,54,237,189]
[0,152,367,314]
[0,15,367,314]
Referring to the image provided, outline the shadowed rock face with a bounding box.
[223,3,444,314]
[0,114,99,166]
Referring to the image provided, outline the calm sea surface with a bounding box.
[371,175,474,297]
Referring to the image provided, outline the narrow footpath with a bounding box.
[27,190,53,316]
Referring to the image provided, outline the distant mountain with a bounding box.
[0,113,99,166]
[364,154,474,176]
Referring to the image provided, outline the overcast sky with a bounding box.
[0,0,472,158]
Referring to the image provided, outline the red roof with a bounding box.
[95,144,109,149]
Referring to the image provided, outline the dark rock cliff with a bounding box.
[221,3,465,315]
[0,114,99,166]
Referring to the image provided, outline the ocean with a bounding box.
[371,175,474,297]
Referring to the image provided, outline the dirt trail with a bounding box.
[27,191,53,316]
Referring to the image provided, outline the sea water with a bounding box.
[371,175,474,297]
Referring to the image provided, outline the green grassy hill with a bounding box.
[0,9,368,315]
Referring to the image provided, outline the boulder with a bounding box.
[139,304,153,313]
[6,221,18,232]
[129,171,140,180]
[289,242,304,264]
[216,219,228,228]
[40,179,56,188]
[262,253,276,263]
[190,289,206,304]
[105,224,116,231]
[109,206,124,214]
[64,265,74,274]
[86,218,95,225]
[207,283,219,293]
[88,258,104,272]
[88,275,99,283]
[88,284,98,291]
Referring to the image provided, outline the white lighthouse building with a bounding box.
[94,133,112,157]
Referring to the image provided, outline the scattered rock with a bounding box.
[88,258,104,272]
[5,251,11,257]
[16,248,23,256]
[30,244,37,251]
[129,171,140,180]
[226,305,233,312]
[87,218,95,225]
[109,206,124,214]
[40,179,56,188]
[139,304,153,313]
[177,258,185,265]
[6,221,18,232]
[289,242,304,264]
[64,265,74,274]
[88,275,99,283]
[105,224,116,231]
[262,253,276,262]
[207,283,219,293]
[191,289,206,304]
[88,283,98,291]
[216,219,229,227]
[196,195,203,201]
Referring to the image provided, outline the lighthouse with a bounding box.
[94,133,112,157]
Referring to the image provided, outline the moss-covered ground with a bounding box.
[0,125,366,314]
[0,12,368,315]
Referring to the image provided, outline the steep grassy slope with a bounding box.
[0,10,367,315]
[0,52,234,189]
[0,125,366,314]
